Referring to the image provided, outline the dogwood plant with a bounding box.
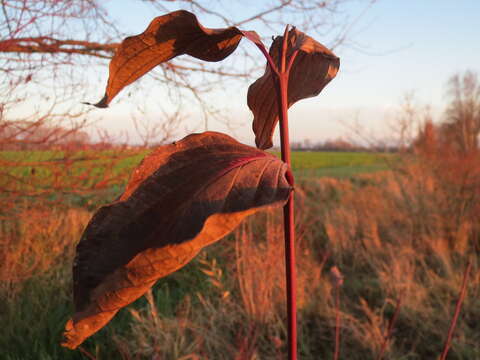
[62,11,339,359]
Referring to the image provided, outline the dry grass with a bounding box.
[1,152,479,359]
[113,290,204,360]
[0,206,90,297]
[300,152,479,358]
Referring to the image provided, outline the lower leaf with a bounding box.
[62,131,292,348]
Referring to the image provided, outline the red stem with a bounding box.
[376,293,403,360]
[440,261,472,360]
[78,346,96,360]
[247,24,297,360]
[252,42,280,77]
[278,26,297,360]
[334,284,341,360]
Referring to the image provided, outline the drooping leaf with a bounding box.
[92,10,252,108]
[61,131,292,349]
[248,29,340,149]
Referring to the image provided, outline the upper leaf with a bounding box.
[93,10,245,107]
[61,131,292,349]
[248,29,340,149]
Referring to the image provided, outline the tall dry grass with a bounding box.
[298,151,479,358]
[0,206,90,297]
[1,151,479,359]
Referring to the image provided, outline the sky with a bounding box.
[97,0,480,146]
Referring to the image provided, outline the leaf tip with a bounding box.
[82,94,109,108]
[60,319,78,350]
[93,94,110,108]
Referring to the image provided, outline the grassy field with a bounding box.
[1,149,478,359]
[0,149,391,210]
[286,151,391,178]
[0,149,390,185]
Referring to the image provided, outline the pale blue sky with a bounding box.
[98,0,480,146]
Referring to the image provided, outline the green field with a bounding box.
[0,149,390,181]
[286,151,391,178]
[0,149,392,209]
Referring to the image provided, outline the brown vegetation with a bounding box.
[1,145,478,358]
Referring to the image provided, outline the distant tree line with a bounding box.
[291,138,365,152]
[0,122,90,150]
[290,138,401,153]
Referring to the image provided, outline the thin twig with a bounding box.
[334,284,341,360]
[376,292,403,360]
[439,261,472,360]
[78,346,97,360]
[331,266,344,360]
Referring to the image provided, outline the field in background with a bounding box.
[286,151,391,178]
[0,149,390,210]
[1,149,478,359]
[0,149,390,186]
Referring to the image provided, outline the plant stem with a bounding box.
[249,25,298,360]
[440,260,472,360]
[334,282,341,360]
[277,26,297,360]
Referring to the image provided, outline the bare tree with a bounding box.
[441,71,480,154]
[0,0,117,150]
[0,0,375,210]
[387,92,435,153]
[1,0,373,137]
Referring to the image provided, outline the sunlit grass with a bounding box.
[0,152,478,359]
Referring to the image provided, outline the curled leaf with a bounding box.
[94,10,246,107]
[62,131,292,349]
[248,28,340,149]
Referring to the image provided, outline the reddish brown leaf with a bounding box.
[61,131,292,349]
[248,29,340,149]
[93,10,247,107]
